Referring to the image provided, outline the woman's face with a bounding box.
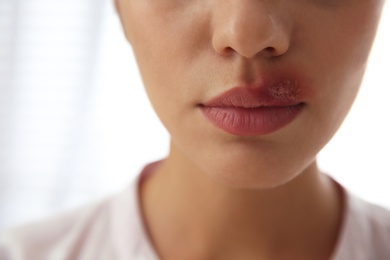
[116,0,384,188]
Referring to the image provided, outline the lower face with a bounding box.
[117,0,384,189]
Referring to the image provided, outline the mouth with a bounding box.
[199,80,305,136]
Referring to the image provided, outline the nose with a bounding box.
[212,1,291,59]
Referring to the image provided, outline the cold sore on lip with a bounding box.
[199,79,305,136]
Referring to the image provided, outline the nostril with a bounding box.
[264,46,277,55]
[218,46,235,56]
[265,46,275,53]
[263,46,287,58]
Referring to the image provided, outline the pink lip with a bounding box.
[199,79,305,136]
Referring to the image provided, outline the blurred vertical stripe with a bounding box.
[0,0,105,230]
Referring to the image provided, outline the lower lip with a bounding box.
[200,104,304,136]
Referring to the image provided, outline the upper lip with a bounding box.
[201,79,303,108]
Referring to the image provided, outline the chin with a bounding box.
[199,152,313,190]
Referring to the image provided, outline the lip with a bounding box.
[199,79,305,136]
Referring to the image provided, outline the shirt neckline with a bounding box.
[112,162,366,260]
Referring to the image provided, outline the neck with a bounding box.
[139,145,344,260]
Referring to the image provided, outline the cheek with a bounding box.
[280,1,385,162]
[122,5,212,126]
[298,1,383,114]
[123,2,209,70]
[298,2,381,72]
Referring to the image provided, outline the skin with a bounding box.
[115,0,385,259]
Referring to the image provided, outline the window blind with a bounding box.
[0,0,106,229]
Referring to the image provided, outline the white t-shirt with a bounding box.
[1,163,390,260]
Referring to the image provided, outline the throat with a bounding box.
[138,159,344,260]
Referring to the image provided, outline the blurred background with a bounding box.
[0,0,389,231]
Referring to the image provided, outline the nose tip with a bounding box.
[212,3,290,59]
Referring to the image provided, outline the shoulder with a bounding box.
[0,171,156,260]
[350,194,390,245]
[0,165,161,260]
[0,196,116,260]
[333,190,390,260]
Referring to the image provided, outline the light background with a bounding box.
[0,0,389,230]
